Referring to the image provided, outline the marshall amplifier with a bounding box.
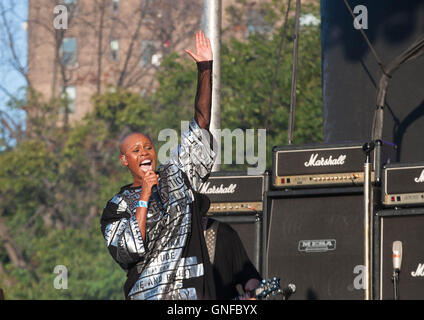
[376,208,424,299]
[382,163,424,207]
[199,171,268,214]
[199,171,270,273]
[272,141,396,189]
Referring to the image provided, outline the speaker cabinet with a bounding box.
[208,215,261,273]
[201,171,271,275]
[265,187,367,300]
[377,208,424,300]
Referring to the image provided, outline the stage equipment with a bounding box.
[199,171,267,214]
[264,187,377,300]
[375,208,424,300]
[322,0,424,163]
[382,162,424,207]
[391,241,403,300]
[271,141,396,189]
[199,171,270,273]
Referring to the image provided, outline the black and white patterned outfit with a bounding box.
[100,62,216,300]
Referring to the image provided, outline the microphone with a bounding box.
[152,171,163,211]
[392,241,403,273]
[281,284,296,299]
[392,241,402,300]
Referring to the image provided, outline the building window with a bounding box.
[63,0,78,15]
[110,39,119,61]
[140,40,161,67]
[61,37,78,67]
[61,86,77,114]
[111,0,120,13]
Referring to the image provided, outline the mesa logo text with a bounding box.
[167,304,258,317]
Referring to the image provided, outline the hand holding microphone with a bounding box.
[140,170,159,201]
[140,170,163,211]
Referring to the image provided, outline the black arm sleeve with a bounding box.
[194,61,213,130]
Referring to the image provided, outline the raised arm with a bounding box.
[185,30,213,130]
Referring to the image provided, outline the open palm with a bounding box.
[185,30,213,62]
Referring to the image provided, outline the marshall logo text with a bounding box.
[304,154,347,167]
[411,263,424,277]
[199,182,237,195]
[414,170,424,183]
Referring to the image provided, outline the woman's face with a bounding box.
[120,133,157,181]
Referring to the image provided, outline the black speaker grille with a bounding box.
[380,213,424,300]
[211,215,260,273]
[267,191,365,300]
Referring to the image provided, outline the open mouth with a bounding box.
[140,159,153,172]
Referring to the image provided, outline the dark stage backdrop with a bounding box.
[321,0,424,162]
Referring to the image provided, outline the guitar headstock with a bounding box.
[255,277,282,300]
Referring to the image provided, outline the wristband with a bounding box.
[137,200,148,208]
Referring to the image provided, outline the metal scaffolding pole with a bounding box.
[203,0,221,172]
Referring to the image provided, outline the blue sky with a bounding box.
[0,0,28,135]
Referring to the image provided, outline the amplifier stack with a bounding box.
[266,141,398,300]
[375,162,424,299]
[198,171,270,274]
[199,142,424,299]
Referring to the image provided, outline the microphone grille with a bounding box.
[393,240,402,255]
[288,283,296,293]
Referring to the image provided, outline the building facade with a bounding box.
[27,0,293,123]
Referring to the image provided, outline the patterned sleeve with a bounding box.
[100,194,146,270]
[169,118,215,191]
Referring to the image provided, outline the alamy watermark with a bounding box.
[53,5,68,30]
[53,265,68,289]
[353,264,366,290]
[157,121,266,175]
[353,5,368,30]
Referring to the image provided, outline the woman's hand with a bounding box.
[140,170,159,201]
[185,30,213,62]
